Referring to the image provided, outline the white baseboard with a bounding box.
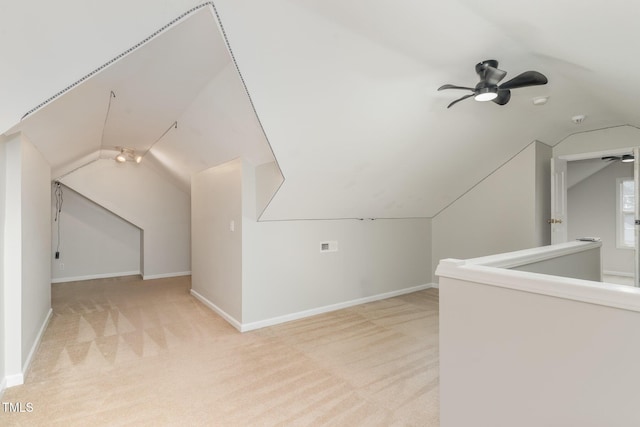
[241,283,434,332]
[4,308,52,389]
[52,271,140,283]
[192,284,435,333]
[190,289,242,331]
[21,308,53,384]
[603,270,634,278]
[430,282,440,289]
[143,271,191,280]
[5,374,23,388]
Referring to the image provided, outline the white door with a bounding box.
[550,157,568,244]
[634,148,640,286]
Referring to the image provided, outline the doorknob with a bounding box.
[547,218,563,224]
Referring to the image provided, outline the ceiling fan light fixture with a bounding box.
[474,86,498,102]
[439,60,548,108]
[622,154,635,163]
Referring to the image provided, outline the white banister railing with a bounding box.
[436,240,640,312]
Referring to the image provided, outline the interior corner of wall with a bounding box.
[255,161,284,221]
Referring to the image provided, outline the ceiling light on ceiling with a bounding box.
[115,147,141,164]
[622,154,635,163]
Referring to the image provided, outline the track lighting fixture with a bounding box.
[115,147,142,164]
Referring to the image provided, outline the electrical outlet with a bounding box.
[59,263,64,271]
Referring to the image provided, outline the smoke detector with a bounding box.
[571,114,586,124]
[532,96,549,106]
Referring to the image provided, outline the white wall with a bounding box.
[255,161,283,218]
[511,247,601,281]
[439,263,640,427]
[51,184,141,282]
[242,217,432,325]
[3,134,23,384]
[61,159,190,279]
[1,133,51,388]
[191,158,432,329]
[0,136,6,392]
[191,158,243,321]
[20,135,52,367]
[242,160,431,326]
[431,141,551,282]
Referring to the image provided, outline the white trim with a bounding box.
[463,240,602,269]
[240,284,434,332]
[191,284,435,333]
[5,374,23,388]
[437,251,640,314]
[603,270,634,278]
[51,271,140,283]
[19,308,53,387]
[558,147,635,162]
[430,282,440,289]
[0,377,6,397]
[143,271,191,280]
[190,289,242,331]
[4,308,53,388]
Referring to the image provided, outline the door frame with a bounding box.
[551,147,639,286]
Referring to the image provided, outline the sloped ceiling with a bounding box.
[6,6,275,190]
[2,0,640,220]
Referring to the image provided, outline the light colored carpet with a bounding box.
[1,275,439,426]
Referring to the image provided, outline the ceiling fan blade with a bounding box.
[438,84,474,91]
[499,71,548,90]
[484,66,507,85]
[447,93,474,108]
[492,89,511,106]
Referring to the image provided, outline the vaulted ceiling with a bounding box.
[2,0,639,220]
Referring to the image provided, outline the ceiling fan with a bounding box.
[602,154,634,163]
[438,59,548,108]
